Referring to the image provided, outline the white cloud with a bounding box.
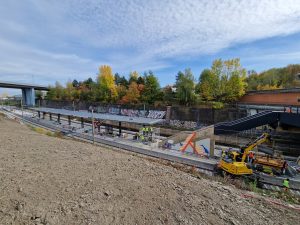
[1,0,300,88]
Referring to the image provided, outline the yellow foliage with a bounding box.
[257,84,282,90]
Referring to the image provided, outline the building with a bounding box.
[239,88,300,106]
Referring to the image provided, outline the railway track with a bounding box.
[1,108,300,195]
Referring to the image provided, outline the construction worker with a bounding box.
[281,160,288,175]
[142,125,146,136]
[140,134,145,142]
[283,178,290,192]
[221,150,226,158]
[248,151,254,164]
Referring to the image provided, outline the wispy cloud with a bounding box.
[1,0,300,87]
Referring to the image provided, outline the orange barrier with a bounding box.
[180,132,204,155]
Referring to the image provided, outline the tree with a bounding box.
[141,71,161,104]
[163,85,175,104]
[115,73,128,87]
[137,76,145,85]
[64,81,76,100]
[175,69,195,105]
[46,81,65,100]
[221,58,247,102]
[129,71,139,84]
[121,82,140,104]
[196,69,218,101]
[246,64,300,90]
[97,65,118,103]
[72,79,79,88]
[197,58,247,102]
[116,85,127,103]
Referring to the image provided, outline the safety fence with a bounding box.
[39,100,247,124]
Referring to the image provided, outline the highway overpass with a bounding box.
[0,81,49,106]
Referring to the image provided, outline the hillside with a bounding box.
[247,64,300,91]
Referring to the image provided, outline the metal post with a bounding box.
[68,116,71,125]
[119,121,122,136]
[81,117,84,128]
[49,113,52,121]
[92,109,95,144]
[209,136,215,157]
[21,98,24,119]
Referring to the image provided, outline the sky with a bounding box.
[1,0,300,95]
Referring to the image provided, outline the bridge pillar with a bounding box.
[21,88,35,106]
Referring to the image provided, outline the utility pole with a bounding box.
[91,109,95,144]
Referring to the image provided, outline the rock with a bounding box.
[15,202,24,211]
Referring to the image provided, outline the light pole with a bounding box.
[91,109,95,144]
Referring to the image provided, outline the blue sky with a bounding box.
[1,0,300,95]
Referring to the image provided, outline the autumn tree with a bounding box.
[129,71,139,84]
[64,81,77,100]
[97,65,118,103]
[121,82,140,104]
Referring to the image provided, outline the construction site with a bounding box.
[1,96,300,224]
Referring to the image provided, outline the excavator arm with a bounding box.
[241,133,269,162]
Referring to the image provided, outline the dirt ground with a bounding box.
[0,116,298,225]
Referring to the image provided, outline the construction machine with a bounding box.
[219,133,270,175]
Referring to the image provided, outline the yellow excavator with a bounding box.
[219,133,270,176]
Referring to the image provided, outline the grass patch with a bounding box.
[29,125,63,138]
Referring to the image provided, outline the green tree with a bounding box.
[175,69,195,105]
[141,71,161,104]
[115,73,128,87]
[246,64,300,90]
[222,58,247,101]
[72,79,79,88]
[35,90,43,100]
[197,58,247,102]
[163,85,175,104]
[64,81,76,100]
[196,69,218,101]
[45,81,65,100]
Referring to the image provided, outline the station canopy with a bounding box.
[33,107,164,125]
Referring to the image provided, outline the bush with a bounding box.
[212,101,224,109]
